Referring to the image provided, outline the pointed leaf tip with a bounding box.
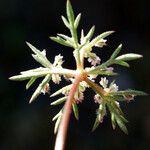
[85,25,95,41]
[98,30,115,39]
[61,16,70,28]
[110,44,122,59]
[116,53,143,61]
[72,103,79,120]
[26,41,34,50]
[74,13,81,28]
[66,0,75,24]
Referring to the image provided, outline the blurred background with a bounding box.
[0,0,150,149]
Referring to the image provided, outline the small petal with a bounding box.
[74,90,84,103]
[106,67,114,72]
[88,55,101,66]
[41,83,50,94]
[123,95,135,102]
[99,77,108,89]
[109,83,118,92]
[94,39,107,48]
[94,94,102,104]
[53,54,64,67]
[52,74,61,84]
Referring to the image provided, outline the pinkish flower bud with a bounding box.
[41,83,50,95]
[123,95,135,103]
[106,67,114,72]
[94,39,107,48]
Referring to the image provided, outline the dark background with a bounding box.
[0,0,150,150]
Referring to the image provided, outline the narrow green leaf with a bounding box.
[111,101,124,116]
[32,54,51,68]
[120,115,128,123]
[116,53,143,61]
[110,44,122,59]
[109,95,125,102]
[26,42,52,68]
[107,102,128,134]
[111,112,116,129]
[50,36,73,47]
[88,70,118,76]
[57,34,73,43]
[54,115,62,134]
[29,74,51,103]
[86,59,112,74]
[51,97,67,105]
[114,60,130,67]
[26,42,40,55]
[116,117,128,134]
[72,103,79,120]
[66,0,75,25]
[9,70,51,81]
[97,31,115,39]
[107,102,122,119]
[52,110,62,121]
[50,84,72,97]
[61,16,70,28]
[85,25,95,41]
[74,13,81,29]
[92,118,100,132]
[107,97,124,116]
[111,90,147,96]
[21,67,49,74]
[85,31,114,49]
[26,77,37,89]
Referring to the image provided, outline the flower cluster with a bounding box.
[52,54,64,84]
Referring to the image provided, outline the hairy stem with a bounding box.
[85,77,107,96]
[54,74,82,150]
[80,48,86,69]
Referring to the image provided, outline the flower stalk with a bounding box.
[54,74,82,150]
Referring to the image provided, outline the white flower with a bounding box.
[62,87,70,96]
[99,77,108,89]
[74,91,84,103]
[88,56,101,66]
[87,53,101,66]
[99,77,119,93]
[53,54,64,67]
[52,74,61,84]
[41,83,50,94]
[51,54,64,84]
[94,39,107,48]
[80,81,89,88]
[94,94,103,104]
[109,83,118,92]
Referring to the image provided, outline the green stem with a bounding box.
[87,59,113,74]
[9,68,76,81]
[74,49,82,69]
[85,77,107,96]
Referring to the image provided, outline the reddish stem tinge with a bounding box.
[54,74,82,150]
